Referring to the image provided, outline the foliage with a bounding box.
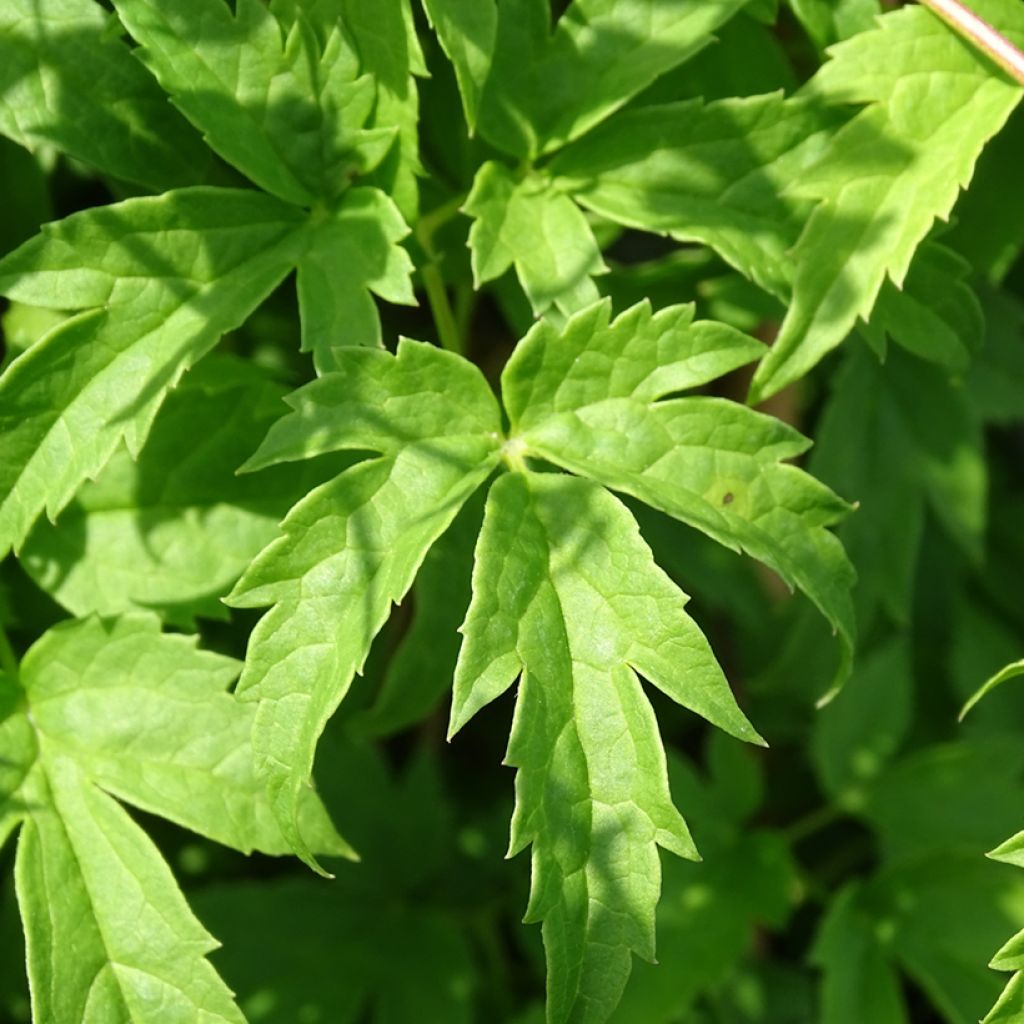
[1,1,1023,1023]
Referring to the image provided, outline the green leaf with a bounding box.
[15,760,245,1024]
[195,877,474,1023]
[786,0,880,49]
[750,2,1024,401]
[862,242,984,373]
[111,0,394,205]
[17,615,344,855]
[552,93,841,300]
[0,187,308,557]
[812,884,909,1024]
[2,614,345,1023]
[0,0,213,189]
[610,751,797,1023]
[450,470,762,1024]
[962,660,1024,721]
[420,0,496,131]
[986,973,1024,1024]
[815,849,1024,1024]
[192,741,474,1023]
[503,300,855,693]
[465,160,607,318]
[969,287,1024,423]
[18,356,344,628]
[811,639,912,808]
[864,739,1024,866]
[885,857,1024,1022]
[426,0,750,157]
[945,105,1024,284]
[811,344,986,630]
[227,340,503,870]
[298,187,416,370]
[359,492,482,738]
[0,672,36,856]
[325,0,425,217]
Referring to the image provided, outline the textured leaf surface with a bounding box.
[298,187,416,370]
[451,471,762,1024]
[750,1,1024,401]
[503,300,855,689]
[465,160,607,318]
[552,93,840,299]
[609,749,797,1023]
[0,188,307,556]
[1,615,343,1023]
[319,0,425,216]
[16,761,245,1024]
[19,357,342,627]
[0,0,212,189]
[425,0,748,157]
[228,341,502,868]
[112,0,393,204]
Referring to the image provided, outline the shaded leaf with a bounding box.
[0,188,308,556]
[228,341,503,869]
[451,471,762,1024]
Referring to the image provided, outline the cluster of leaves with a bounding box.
[1,1,1024,1023]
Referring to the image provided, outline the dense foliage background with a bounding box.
[2,1,1024,1022]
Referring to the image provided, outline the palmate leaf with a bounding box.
[0,0,213,190]
[503,299,856,687]
[749,0,1024,401]
[430,0,749,312]
[0,187,309,558]
[234,299,853,1021]
[111,0,396,206]
[0,615,344,1024]
[422,0,748,158]
[226,341,504,870]
[449,471,764,1024]
[0,0,421,551]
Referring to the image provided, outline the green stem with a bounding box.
[417,192,467,240]
[783,802,845,844]
[918,0,1024,85]
[0,623,18,678]
[415,193,470,356]
[421,262,463,354]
